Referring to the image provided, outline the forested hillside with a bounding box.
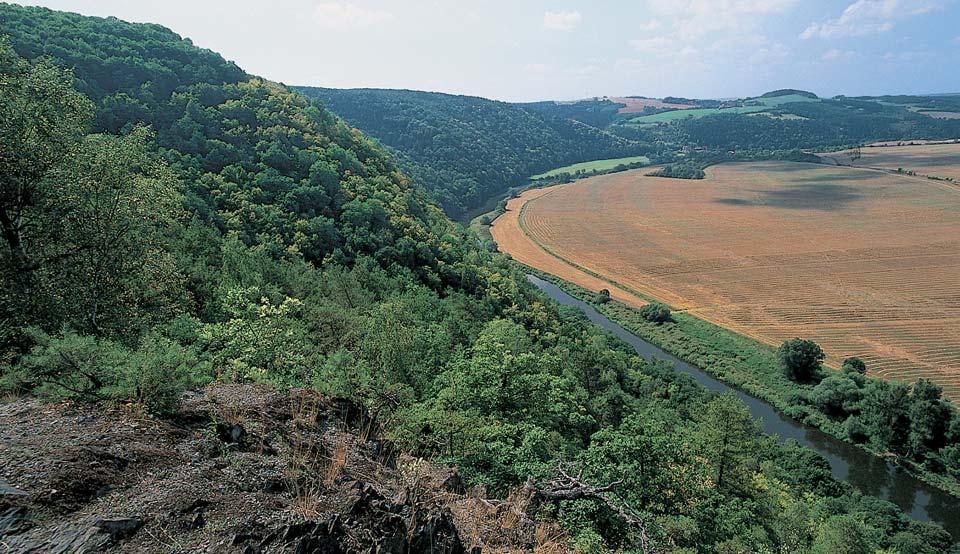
[297,87,645,219]
[0,5,957,552]
[631,96,960,152]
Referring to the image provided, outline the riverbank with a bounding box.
[527,274,960,538]
[487,166,960,502]
[524,266,960,501]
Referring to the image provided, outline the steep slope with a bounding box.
[1,5,957,552]
[297,87,645,219]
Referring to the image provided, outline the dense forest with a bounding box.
[307,86,960,199]
[520,98,627,128]
[642,98,960,152]
[297,87,645,219]
[1,4,958,552]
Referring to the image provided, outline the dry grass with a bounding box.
[497,162,960,401]
[325,433,348,487]
[283,396,352,519]
[452,484,567,553]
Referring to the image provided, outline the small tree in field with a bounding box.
[779,338,824,382]
[595,289,611,304]
[842,357,866,375]
[841,357,867,386]
[639,302,671,324]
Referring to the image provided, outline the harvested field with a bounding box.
[920,111,960,120]
[490,188,646,308]
[823,142,960,181]
[493,162,960,400]
[609,96,694,113]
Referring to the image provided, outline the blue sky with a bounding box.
[21,0,960,101]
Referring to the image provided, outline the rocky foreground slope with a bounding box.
[0,385,566,553]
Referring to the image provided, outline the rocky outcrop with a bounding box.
[0,385,556,552]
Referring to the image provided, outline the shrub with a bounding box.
[20,328,128,403]
[116,334,198,416]
[595,289,611,304]
[17,328,194,416]
[810,374,862,418]
[841,357,866,375]
[845,416,868,443]
[778,338,824,383]
[639,302,671,323]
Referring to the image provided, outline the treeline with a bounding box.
[778,340,960,481]
[532,160,649,186]
[851,94,960,114]
[0,5,957,552]
[519,98,627,128]
[630,98,960,153]
[761,89,819,99]
[297,87,645,219]
[649,149,822,179]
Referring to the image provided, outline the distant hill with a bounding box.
[297,87,645,219]
[612,93,960,152]
[760,89,819,99]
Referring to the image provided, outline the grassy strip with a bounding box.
[523,266,960,499]
[530,155,651,180]
[626,106,767,124]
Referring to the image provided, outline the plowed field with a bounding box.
[492,162,960,400]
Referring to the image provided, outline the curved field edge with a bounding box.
[514,181,808,359]
[524,265,960,500]
[492,178,960,500]
[530,155,651,179]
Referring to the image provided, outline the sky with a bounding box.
[17,0,960,102]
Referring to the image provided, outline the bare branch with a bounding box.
[532,462,657,554]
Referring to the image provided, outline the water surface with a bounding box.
[528,274,959,538]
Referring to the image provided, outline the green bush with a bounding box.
[841,357,866,375]
[595,289,611,304]
[116,334,199,416]
[844,416,869,443]
[778,338,824,382]
[809,374,862,418]
[19,328,128,403]
[639,302,671,323]
[16,328,195,416]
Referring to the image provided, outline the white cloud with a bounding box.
[565,64,602,76]
[636,20,663,32]
[543,10,582,31]
[313,2,393,29]
[629,37,704,63]
[882,50,933,61]
[800,0,940,39]
[523,63,551,74]
[629,36,675,54]
[822,48,857,60]
[618,0,798,82]
[646,0,798,40]
[749,42,790,64]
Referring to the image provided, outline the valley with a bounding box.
[4,3,960,551]
[494,160,960,401]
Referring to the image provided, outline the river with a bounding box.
[528,274,960,538]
